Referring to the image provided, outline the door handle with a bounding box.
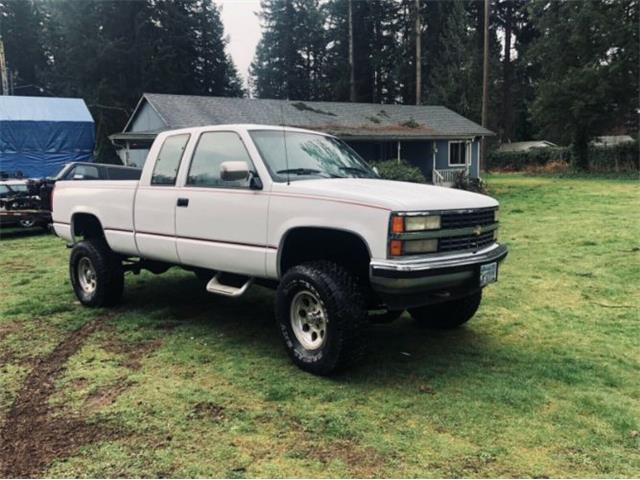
[177,197,189,207]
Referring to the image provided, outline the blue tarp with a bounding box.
[0,96,95,178]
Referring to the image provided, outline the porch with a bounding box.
[431,165,470,187]
[347,138,479,187]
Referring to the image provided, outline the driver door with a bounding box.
[175,131,269,277]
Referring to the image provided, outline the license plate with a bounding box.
[480,262,498,286]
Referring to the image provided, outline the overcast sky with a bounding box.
[214,0,263,90]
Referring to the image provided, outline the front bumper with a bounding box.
[369,243,508,309]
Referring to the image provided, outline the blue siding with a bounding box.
[129,103,165,132]
[349,138,480,180]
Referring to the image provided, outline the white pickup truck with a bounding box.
[52,124,507,374]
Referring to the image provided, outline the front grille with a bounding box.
[438,231,494,253]
[441,208,496,229]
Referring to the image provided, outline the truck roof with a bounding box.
[155,124,333,138]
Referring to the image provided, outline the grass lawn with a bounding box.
[0,174,638,477]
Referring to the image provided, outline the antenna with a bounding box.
[280,103,290,185]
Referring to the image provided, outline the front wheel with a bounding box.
[409,290,482,329]
[276,261,367,375]
[70,239,124,307]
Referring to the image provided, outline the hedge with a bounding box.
[487,141,639,173]
[371,159,426,183]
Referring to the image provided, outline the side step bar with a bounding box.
[206,273,253,297]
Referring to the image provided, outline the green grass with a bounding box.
[1,174,639,477]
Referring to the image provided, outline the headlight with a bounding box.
[494,209,499,222]
[405,215,441,231]
[403,239,438,254]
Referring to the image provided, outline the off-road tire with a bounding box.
[409,290,482,329]
[276,261,367,375]
[70,239,124,307]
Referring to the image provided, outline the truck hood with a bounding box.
[273,178,498,211]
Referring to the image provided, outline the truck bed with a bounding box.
[52,180,139,255]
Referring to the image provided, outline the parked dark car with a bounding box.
[0,180,51,229]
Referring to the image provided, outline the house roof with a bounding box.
[122,93,493,140]
[592,135,635,146]
[0,95,94,123]
[497,140,557,153]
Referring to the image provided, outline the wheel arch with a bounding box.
[277,226,372,280]
[71,211,106,243]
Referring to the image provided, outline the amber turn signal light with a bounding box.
[389,239,403,256]
[391,215,404,233]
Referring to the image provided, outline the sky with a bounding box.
[214,0,263,90]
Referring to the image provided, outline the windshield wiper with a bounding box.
[277,168,324,176]
[339,166,371,175]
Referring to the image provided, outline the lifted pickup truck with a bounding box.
[53,125,507,374]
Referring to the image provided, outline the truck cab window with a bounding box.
[151,134,190,185]
[186,132,252,188]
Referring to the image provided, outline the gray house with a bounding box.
[110,94,493,186]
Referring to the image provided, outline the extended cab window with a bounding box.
[186,132,252,188]
[151,134,190,185]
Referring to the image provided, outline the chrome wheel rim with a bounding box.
[290,290,328,350]
[77,257,97,294]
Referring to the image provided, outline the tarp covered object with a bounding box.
[0,96,95,178]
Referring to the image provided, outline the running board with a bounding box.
[205,273,253,297]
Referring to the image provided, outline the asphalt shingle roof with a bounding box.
[129,93,493,139]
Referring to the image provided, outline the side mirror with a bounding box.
[220,161,250,182]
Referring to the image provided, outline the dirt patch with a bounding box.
[84,379,135,411]
[0,317,118,477]
[303,439,389,477]
[0,321,22,336]
[101,337,162,370]
[190,402,226,422]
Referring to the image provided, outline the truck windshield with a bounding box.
[250,130,378,182]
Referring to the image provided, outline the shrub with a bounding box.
[487,147,570,171]
[452,170,487,194]
[587,141,639,172]
[372,159,426,183]
[487,140,639,173]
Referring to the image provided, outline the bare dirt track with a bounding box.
[0,318,112,477]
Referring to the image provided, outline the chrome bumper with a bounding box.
[369,243,508,309]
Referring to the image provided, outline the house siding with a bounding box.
[129,103,165,133]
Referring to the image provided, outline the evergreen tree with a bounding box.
[39,0,243,161]
[528,0,639,169]
[250,0,326,100]
[0,0,48,96]
[424,1,474,116]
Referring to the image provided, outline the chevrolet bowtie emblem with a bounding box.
[473,225,482,236]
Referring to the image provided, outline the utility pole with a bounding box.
[415,0,421,105]
[348,0,356,102]
[0,40,9,96]
[480,0,490,175]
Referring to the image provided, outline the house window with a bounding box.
[449,141,468,166]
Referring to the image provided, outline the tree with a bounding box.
[40,0,243,161]
[529,0,639,170]
[0,0,47,96]
[424,1,474,116]
[250,0,326,100]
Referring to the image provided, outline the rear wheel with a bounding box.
[276,261,367,375]
[409,291,482,329]
[70,239,124,307]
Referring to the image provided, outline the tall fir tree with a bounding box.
[528,0,639,169]
[0,0,48,96]
[250,0,326,100]
[37,0,243,161]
